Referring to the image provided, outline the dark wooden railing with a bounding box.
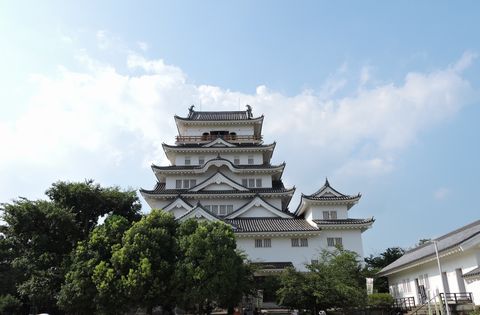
[440,292,473,304]
[405,292,473,315]
[393,297,416,311]
[176,134,262,143]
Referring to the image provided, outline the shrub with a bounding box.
[367,293,394,308]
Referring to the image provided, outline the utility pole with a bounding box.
[433,240,451,315]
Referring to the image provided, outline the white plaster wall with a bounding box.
[237,206,279,218]
[387,249,480,305]
[203,183,236,190]
[308,204,349,219]
[236,231,366,272]
[236,234,326,271]
[174,152,264,165]
[320,229,365,258]
[164,170,273,189]
[179,125,254,137]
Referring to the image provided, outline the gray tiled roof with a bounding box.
[379,220,480,276]
[224,218,319,233]
[163,142,275,149]
[313,218,375,225]
[152,158,284,171]
[302,178,361,201]
[303,195,361,201]
[176,110,261,121]
[463,266,480,278]
[140,183,293,195]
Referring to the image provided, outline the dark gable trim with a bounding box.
[226,194,293,218]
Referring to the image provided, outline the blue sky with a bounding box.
[1,1,479,255]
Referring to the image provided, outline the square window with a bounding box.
[226,205,233,214]
[255,239,263,248]
[327,237,335,247]
[176,180,182,189]
[263,239,271,247]
[185,157,191,165]
[291,238,299,247]
[311,259,319,264]
[248,179,255,188]
[234,156,240,165]
[248,156,254,165]
[242,179,248,187]
[190,179,196,187]
[323,211,330,220]
[300,238,308,247]
[183,179,190,189]
[335,238,342,246]
[198,156,205,165]
[256,179,262,188]
[330,211,337,219]
[211,205,219,215]
[219,205,227,216]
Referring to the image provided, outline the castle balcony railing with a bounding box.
[175,134,263,144]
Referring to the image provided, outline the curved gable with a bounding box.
[226,196,292,219]
[190,172,248,192]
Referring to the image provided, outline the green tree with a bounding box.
[364,247,405,292]
[109,210,178,315]
[58,215,131,315]
[46,179,142,238]
[2,199,78,314]
[176,220,254,315]
[277,248,366,313]
[0,180,142,314]
[277,267,314,311]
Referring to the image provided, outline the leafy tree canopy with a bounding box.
[364,247,405,293]
[277,248,367,313]
[0,180,142,314]
[176,220,254,314]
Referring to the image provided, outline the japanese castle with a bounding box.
[140,106,374,271]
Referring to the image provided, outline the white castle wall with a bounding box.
[305,204,349,220]
[178,125,255,137]
[174,152,264,165]
[236,229,366,271]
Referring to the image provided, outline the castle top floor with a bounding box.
[174,105,264,145]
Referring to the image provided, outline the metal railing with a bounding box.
[176,134,262,143]
[407,294,442,315]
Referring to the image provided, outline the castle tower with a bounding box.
[141,106,373,271]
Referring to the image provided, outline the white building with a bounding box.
[140,106,374,272]
[378,220,480,306]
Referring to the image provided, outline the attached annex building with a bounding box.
[140,107,374,271]
[378,220,480,306]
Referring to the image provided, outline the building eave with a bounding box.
[377,246,464,277]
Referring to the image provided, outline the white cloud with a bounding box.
[0,48,477,203]
[434,187,451,201]
[137,41,149,51]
